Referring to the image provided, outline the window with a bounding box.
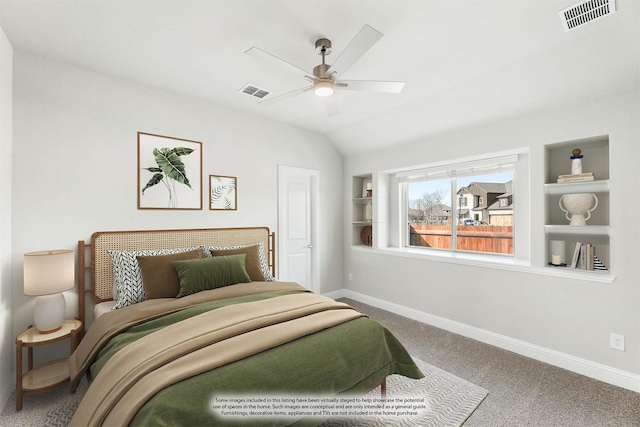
[400,155,515,256]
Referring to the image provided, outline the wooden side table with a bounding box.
[15,319,82,411]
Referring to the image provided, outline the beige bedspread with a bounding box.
[70,281,307,387]
[70,285,363,427]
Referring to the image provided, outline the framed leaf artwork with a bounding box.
[138,132,203,210]
[209,175,237,210]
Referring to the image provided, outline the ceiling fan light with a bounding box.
[313,80,334,97]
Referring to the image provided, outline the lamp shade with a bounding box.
[24,250,74,296]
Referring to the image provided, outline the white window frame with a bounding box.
[392,151,529,263]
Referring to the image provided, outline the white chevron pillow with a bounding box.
[108,247,202,309]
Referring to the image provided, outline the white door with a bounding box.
[278,165,318,292]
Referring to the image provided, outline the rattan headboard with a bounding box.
[77,227,275,330]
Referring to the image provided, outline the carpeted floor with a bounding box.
[0,358,486,427]
[340,298,640,427]
[0,377,87,427]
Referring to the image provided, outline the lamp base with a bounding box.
[34,293,66,334]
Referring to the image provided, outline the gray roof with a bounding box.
[468,182,508,194]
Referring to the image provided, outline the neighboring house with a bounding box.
[457,181,513,225]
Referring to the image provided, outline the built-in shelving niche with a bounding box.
[352,174,373,247]
[544,136,610,274]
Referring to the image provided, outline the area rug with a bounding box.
[0,358,487,427]
[321,358,488,427]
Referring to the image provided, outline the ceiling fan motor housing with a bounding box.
[315,38,332,55]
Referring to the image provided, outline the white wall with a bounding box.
[0,25,14,410]
[10,51,344,366]
[344,87,640,388]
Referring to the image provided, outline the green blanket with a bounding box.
[81,287,423,426]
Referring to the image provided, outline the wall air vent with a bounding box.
[239,84,270,99]
[560,0,616,32]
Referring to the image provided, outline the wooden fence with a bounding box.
[409,224,513,254]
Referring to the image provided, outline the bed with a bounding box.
[69,227,423,426]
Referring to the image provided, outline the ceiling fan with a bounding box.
[245,25,405,116]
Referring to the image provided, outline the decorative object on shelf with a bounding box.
[593,255,608,271]
[559,193,598,226]
[557,148,594,182]
[571,148,583,174]
[209,175,237,210]
[360,225,373,246]
[570,242,604,270]
[365,182,373,197]
[549,239,566,265]
[23,250,74,333]
[365,202,373,221]
[138,132,203,210]
[557,172,594,183]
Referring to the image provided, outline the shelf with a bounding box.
[352,197,373,204]
[545,225,609,235]
[22,359,69,391]
[353,220,373,225]
[544,179,609,195]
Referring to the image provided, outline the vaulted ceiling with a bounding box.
[1,1,638,155]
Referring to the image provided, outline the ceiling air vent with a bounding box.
[240,84,270,99]
[559,0,616,32]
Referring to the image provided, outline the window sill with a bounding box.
[351,245,615,283]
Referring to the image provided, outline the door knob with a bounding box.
[306,244,313,248]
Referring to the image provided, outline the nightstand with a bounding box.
[15,319,82,411]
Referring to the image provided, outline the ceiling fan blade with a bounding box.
[258,86,310,105]
[337,80,405,93]
[322,96,340,117]
[325,25,383,78]
[245,46,313,80]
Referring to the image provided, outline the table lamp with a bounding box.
[23,250,74,334]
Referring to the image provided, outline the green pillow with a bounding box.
[173,254,251,297]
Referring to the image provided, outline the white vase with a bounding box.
[559,193,598,226]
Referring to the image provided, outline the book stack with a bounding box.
[570,241,607,270]
[557,172,594,183]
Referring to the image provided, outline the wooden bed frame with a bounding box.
[76,227,275,332]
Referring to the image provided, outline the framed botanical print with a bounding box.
[209,175,237,210]
[137,132,202,210]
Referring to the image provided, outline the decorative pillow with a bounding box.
[108,246,201,309]
[201,242,274,281]
[209,245,266,282]
[137,249,204,300]
[173,254,251,297]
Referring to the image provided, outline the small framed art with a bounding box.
[209,175,237,210]
[138,132,202,210]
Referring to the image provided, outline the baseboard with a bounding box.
[327,289,640,393]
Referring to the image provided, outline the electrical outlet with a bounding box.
[610,333,625,351]
[348,273,353,281]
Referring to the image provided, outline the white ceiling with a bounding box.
[1,1,638,155]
